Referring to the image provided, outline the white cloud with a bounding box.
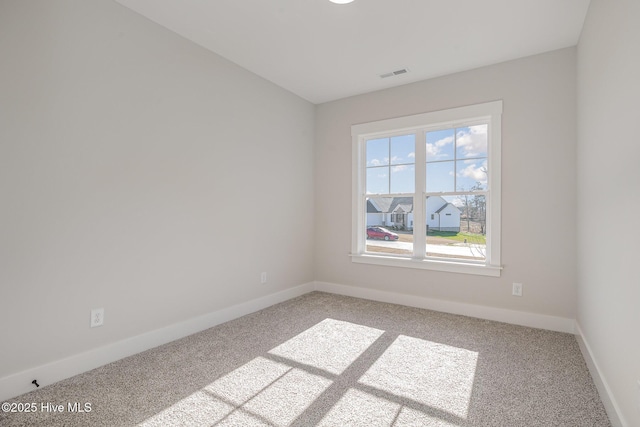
[426,144,439,157]
[459,161,488,184]
[392,165,408,173]
[408,152,415,158]
[457,125,487,158]
[369,159,382,166]
[426,136,454,159]
[436,136,454,147]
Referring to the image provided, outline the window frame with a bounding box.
[351,101,503,277]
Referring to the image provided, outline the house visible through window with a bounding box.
[352,101,502,276]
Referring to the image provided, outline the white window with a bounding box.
[352,101,502,276]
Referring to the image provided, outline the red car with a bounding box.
[366,227,399,241]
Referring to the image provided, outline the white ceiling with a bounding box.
[115,0,591,104]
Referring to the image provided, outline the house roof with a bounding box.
[367,197,413,214]
[393,203,413,214]
[389,197,413,213]
[367,198,390,213]
[367,196,461,215]
[435,203,456,214]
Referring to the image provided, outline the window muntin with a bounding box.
[364,134,416,257]
[426,125,488,192]
[365,135,415,195]
[365,196,414,256]
[352,101,502,276]
[424,124,488,263]
[425,195,486,262]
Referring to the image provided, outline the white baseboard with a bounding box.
[0,280,585,404]
[575,322,627,427]
[0,282,315,402]
[313,281,576,333]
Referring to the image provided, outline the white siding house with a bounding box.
[366,199,390,226]
[426,196,461,232]
[367,196,460,232]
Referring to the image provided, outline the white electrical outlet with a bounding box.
[512,283,523,297]
[261,272,267,284]
[90,308,104,328]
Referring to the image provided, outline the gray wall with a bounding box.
[577,0,640,425]
[0,0,315,379]
[315,48,577,319]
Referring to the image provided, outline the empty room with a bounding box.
[0,0,638,426]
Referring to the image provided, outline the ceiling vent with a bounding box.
[380,68,409,79]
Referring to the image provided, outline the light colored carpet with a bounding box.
[0,292,611,426]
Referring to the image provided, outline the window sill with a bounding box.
[350,253,502,277]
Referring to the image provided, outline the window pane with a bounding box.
[354,101,501,272]
[426,195,486,261]
[390,134,415,165]
[426,161,454,193]
[366,167,389,194]
[390,164,415,193]
[366,197,413,257]
[456,125,487,159]
[456,159,488,191]
[366,138,389,167]
[426,129,455,162]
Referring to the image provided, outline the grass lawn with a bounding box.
[427,230,486,245]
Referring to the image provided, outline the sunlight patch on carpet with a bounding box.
[269,318,385,375]
[242,368,332,426]
[141,318,384,427]
[395,407,462,426]
[318,388,401,426]
[359,335,478,419]
[215,410,271,426]
[140,356,331,427]
[138,390,233,426]
[139,324,477,426]
[204,356,291,405]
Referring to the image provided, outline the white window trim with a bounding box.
[351,101,503,277]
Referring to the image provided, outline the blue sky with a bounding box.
[366,134,415,194]
[366,125,488,194]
